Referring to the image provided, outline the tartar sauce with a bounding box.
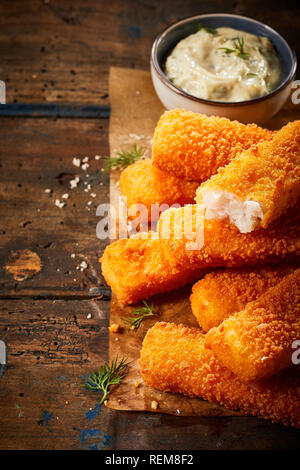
[165,26,282,102]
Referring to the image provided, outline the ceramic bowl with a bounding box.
[151,13,297,124]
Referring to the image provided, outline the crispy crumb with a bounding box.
[55,199,65,209]
[134,380,140,388]
[72,157,81,167]
[80,261,88,271]
[109,323,120,333]
[151,400,159,410]
[70,176,80,189]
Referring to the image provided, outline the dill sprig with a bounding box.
[104,144,144,172]
[85,355,130,404]
[123,301,155,331]
[219,36,250,60]
[198,23,218,35]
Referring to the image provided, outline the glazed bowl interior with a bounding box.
[153,14,296,104]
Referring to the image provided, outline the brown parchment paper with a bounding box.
[106,66,239,416]
[106,66,299,416]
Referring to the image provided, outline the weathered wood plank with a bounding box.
[1,299,300,450]
[0,0,299,105]
[0,103,110,118]
[0,117,111,297]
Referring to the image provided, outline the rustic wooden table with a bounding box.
[0,0,299,450]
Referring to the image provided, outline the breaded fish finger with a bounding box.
[100,205,300,305]
[139,322,300,428]
[152,109,273,182]
[190,265,296,332]
[196,120,300,233]
[205,269,300,382]
[119,159,198,222]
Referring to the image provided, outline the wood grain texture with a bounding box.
[0,0,300,451]
[0,0,299,105]
[0,116,110,298]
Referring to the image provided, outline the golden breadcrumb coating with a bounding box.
[205,269,300,383]
[190,265,296,332]
[100,204,300,305]
[100,235,206,305]
[152,109,273,182]
[139,322,300,428]
[196,120,300,230]
[119,159,198,221]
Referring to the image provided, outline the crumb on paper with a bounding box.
[72,157,81,167]
[55,199,66,209]
[151,400,159,410]
[70,176,80,189]
[134,380,140,388]
[109,323,120,333]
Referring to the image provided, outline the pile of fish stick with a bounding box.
[101,109,300,428]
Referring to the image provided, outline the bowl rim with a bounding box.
[151,13,297,107]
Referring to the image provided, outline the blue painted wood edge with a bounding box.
[0,103,110,118]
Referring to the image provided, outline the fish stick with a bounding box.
[100,204,300,305]
[119,159,198,222]
[196,120,300,233]
[139,322,300,428]
[152,109,274,182]
[190,265,296,332]
[205,269,300,383]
